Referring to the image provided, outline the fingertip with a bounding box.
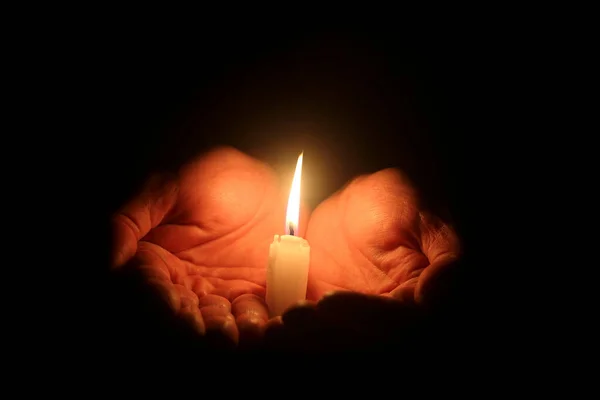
[415,256,462,307]
[204,314,239,348]
[389,284,417,303]
[191,278,213,298]
[138,264,171,282]
[111,245,137,269]
[231,293,262,306]
[229,286,259,303]
[147,278,180,312]
[236,313,266,329]
[265,316,283,330]
[263,316,286,349]
[231,294,269,321]
[389,277,418,304]
[180,295,198,309]
[180,305,206,336]
[174,284,199,307]
[231,294,269,346]
[317,289,353,305]
[236,314,266,346]
[281,301,318,329]
[222,317,239,345]
[316,291,401,326]
[295,299,317,307]
[201,305,231,319]
[111,214,139,268]
[110,250,124,269]
[197,294,231,311]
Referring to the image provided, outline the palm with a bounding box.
[141,152,287,300]
[306,169,459,303]
[112,148,289,341]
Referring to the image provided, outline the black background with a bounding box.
[93,28,480,240]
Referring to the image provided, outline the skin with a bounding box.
[111,146,460,346]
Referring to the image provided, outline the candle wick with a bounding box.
[288,222,295,236]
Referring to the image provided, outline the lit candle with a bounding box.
[266,152,310,318]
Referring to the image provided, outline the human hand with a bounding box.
[263,169,460,351]
[305,168,460,304]
[111,148,460,350]
[111,147,309,347]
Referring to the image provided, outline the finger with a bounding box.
[280,301,320,350]
[201,305,231,319]
[315,292,421,350]
[146,277,181,312]
[203,314,239,349]
[173,284,199,308]
[281,300,318,327]
[232,294,269,345]
[143,273,207,339]
[231,294,269,320]
[415,255,462,307]
[262,297,337,352]
[203,313,235,331]
[198,294,231,312]
[318,291,414,323]
[136,264,170,282]
[179,304,206,336]
[263,316,286,350]
[227,282,266,304]
[419,213,461,262]
[131,243,200,312]
[210,287,231,300]
[388,277,419,303]
[266,315,283,330]
[189,277,214,297]
[416,212,461,304]
[197,293,239,347]
[111,174,179,268]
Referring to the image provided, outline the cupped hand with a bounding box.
[111,147,460,349]
[265,169,461,352]
[111,147,308,346]
[305,168,460,304]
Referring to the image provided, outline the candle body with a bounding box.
[266,234,310,317]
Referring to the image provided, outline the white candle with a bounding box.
[266,152,310,317]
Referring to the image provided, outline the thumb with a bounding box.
[111,173,178,268]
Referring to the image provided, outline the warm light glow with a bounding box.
[285,152,303,235]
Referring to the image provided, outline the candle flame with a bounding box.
[286,152,303,235]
